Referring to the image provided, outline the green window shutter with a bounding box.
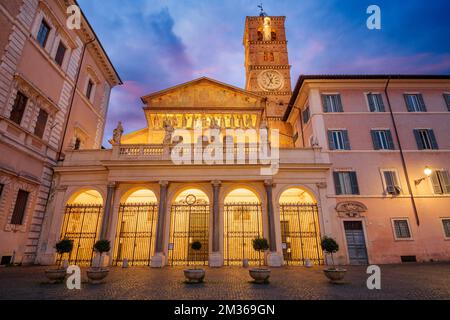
[444,94,450,111]
[386,130,395,150]
[343,130,351,150]
[322,95,329,112]
[413,130,424,150]
[333,172,342,195]
[334,95,343,112]
[404,94,414,112]
[371,130,380,150]
[377,94,385,112]
[417,94,427,112]
[430,172,443,194]
[367,94,375,112]
[349,172,360,195]
[428,130,438,149]
[437,171,450,194]
[327,130,335,150]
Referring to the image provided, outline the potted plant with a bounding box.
[248,237,271,284]
[86,240,110,284]
[183,241,205,283]
[321,236,347,283]
[45,238,73,283]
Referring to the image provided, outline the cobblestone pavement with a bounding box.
[0,263,449,300]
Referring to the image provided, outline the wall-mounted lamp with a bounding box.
[415,166,433,185]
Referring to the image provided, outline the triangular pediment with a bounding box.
[141,77,264,110]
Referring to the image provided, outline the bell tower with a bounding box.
[243,11,292,118]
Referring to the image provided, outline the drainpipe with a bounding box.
[384,77,420,226]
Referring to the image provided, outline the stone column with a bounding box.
[151,181,169,268]
[264,180,283,267]
[209,180,223,267]
[100,182,116,240]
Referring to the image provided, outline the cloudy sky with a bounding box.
[77,0,450,146]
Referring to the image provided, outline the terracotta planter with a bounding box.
[249,268,271,284]
[45,268,66,283]
[86,268,109,284]
[323,268,347,283]
[183,269,205,283]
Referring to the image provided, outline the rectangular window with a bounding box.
[393,219,412,239]
[10,190,30,225]
[302,106,310,124]
[0,184,4,197]
[322,94,343,112]
[404,94,427,112]
[37,20,50,48]
[328,130,350,150]
[34,109,49,139]
[371,129,394,150]
[382,170,401,195]
[442,219,450,238]
[9,91,28,125]
[413,129,438,150]
[74,137,81,150]
[54,41,67,67]
[86,80,94,100]
[444,94,450,111]
[430,170,450,195]
[367,93,385,112]
[333,171,359,195]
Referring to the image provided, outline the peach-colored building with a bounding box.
[0,0,121,265]
[6,10,449,267]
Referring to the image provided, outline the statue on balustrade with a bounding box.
[112,121,123,144]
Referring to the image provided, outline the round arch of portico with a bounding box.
[117,184,160,204]
[63,186,107,206]
[275,184,319,205]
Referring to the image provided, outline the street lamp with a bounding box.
[415,166,433,185]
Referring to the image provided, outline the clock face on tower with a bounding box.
[258,70,284,91]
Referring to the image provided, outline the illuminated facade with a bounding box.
[34,13,450,267]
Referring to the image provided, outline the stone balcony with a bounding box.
[60,143,330,168]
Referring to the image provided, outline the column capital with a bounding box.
[107,182,117,188]
[211,180,222,187]
[264,180,275,188]
[159,180,169,187]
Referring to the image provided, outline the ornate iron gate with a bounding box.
[169,204,210,266]
[58,204,103,266]
[280,204,324,265]
[224,203,263,266]
[113,203,158,266]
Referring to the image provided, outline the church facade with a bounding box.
[35,13,450,267]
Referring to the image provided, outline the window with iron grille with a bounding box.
[328,130,350,150]
[302,106,310,123]
[322,94,343,112]
[9,91,28,125]
[86,79,94,100]
[367,93,385,112]
[54,41,67,67]
[404,94,427,112]
[442,219,450,238]
[333,171,359,195]
[10,190,30,225]
[393,219,411,239]
[413,129,438,150]
[430,170,450,195]
[371,129,394,150]
[37,20,50,48]
[382,170,401,195]
[34,109,48,139]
